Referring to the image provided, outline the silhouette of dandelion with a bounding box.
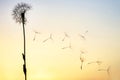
[12,2,31,80]
[12,2,31,24]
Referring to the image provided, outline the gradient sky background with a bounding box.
[0,0,120,80]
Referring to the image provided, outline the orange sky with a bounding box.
[0,0,120,80]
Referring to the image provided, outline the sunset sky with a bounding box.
[0,0,120,80]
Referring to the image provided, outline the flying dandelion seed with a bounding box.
[61,42,72,50]
[80,56,84,70]
[80,49,87,54]
[43,33,53,43]
[43,38,49,43]
[33,34,36,41]
[78,34,86,40]
[88,60,102,65]
[49,33,53,40]
[33,30,41,41]
[61,46,68,49]
[78,30,88,40]
[80,53,85,70]
[34,30,41,34]
[84,30,88,34]
[62,32,70,41]
[98,66,111,79]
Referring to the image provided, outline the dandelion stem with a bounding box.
[22,20,27,80]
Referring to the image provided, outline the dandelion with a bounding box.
[12,2,31,80]
[78,30,88,40]
[80,53,85,70]
[88,60,102,65]
[78,34,86,40]
[62,42,72,49]
[43,33,53,43]
[12,3,31,24]
[33,30,41,41]
[62,32,70,41]
[98,66,111,79]
[80,49,87,54]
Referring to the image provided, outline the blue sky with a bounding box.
[0,0,120,31]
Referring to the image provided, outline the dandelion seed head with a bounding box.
[12,2,31,24]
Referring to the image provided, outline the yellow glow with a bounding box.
[0,0,120,80]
